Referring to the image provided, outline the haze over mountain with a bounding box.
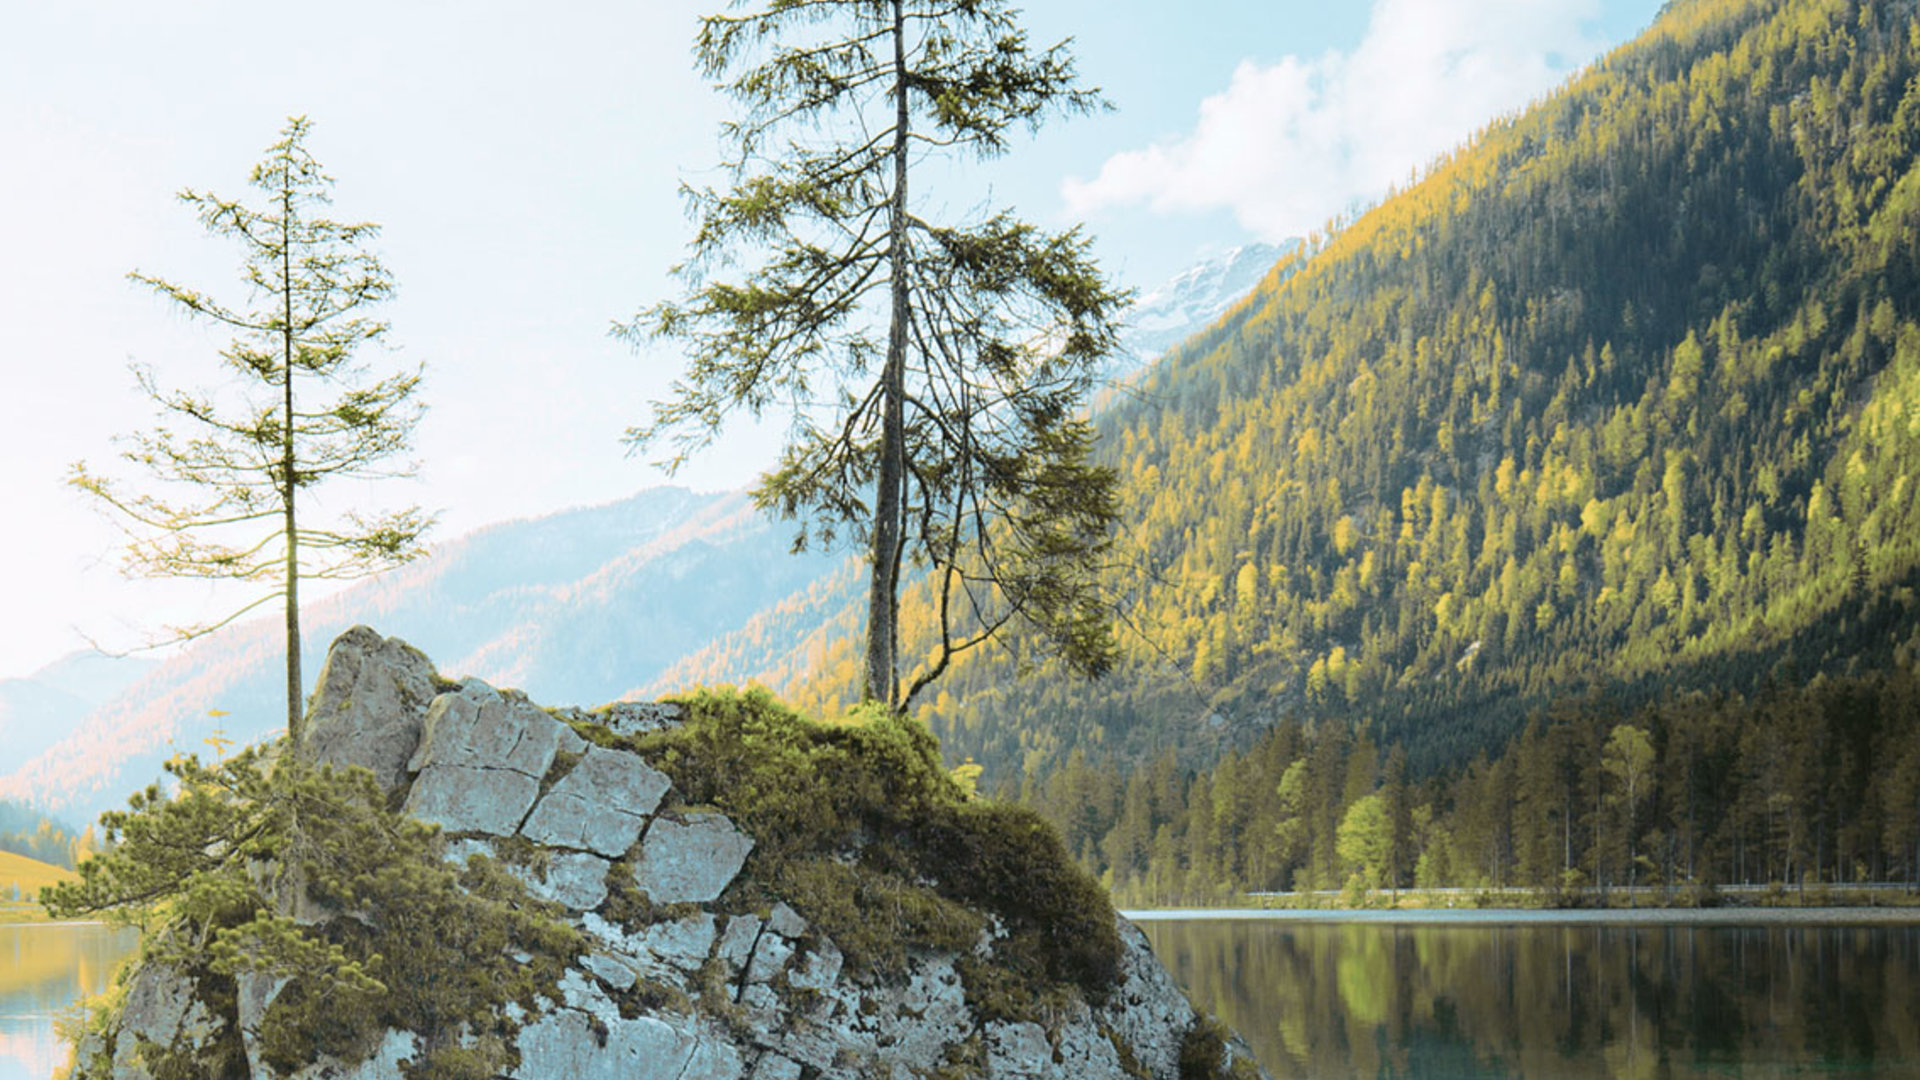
[0,488,837,822]
[0,241,1291,825]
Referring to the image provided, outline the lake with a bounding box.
[0,924,137,1080]
[6,913,1920,1078]
[1135,910,1920,1079]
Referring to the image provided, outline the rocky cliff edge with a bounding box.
[69,626,1264,1080]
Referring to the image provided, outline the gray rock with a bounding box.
[581,952,640,991]
[599,701,687,737]
[716,914,763,977]
[77,642,1267,1080]
[520,745,668,856]
[550,701,686,738]
[865,955,974,1069]
[514,851,612,911]
[514,1010,696,1080]
[788,938,842,992]
[405,682,566,835]
[1094,917,1205,1080]
[745,931,794,984]
[442,837,498,867]
[747,1053,803,1080]
[985,1021,1053,1079]
[407,763,542,836]
[302,626,438,791]
[1049,999,1127,1077]
[679,1031,746,1080]
[632,814,753,903]
[557,968,617,1015]
[410,680,565,777]
[287,1029,418,1080]
[111,963,221,1080]
[235,971,288,1078]
[764,901,807,939]
[639,913,718,972]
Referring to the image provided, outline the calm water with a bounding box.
[0,924,137,1080]
[5,915,1919,1078]
[1138,912,1920,1079]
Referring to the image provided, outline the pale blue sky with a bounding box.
[0,0,1664,680]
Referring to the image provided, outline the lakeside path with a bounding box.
[1121,907,1920,926]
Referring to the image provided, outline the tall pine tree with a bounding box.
[625,0,1128,710]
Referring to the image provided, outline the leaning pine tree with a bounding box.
[71,117,429,743]
[625,0,1128,711]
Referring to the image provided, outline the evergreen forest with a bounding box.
[666,0,1920,899]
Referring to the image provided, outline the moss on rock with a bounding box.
[608,687,1123,1009]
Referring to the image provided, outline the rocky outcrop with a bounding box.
[79,628,1264,1080]
[303,626,439,791]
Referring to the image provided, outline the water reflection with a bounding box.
[0,924,138,1080]
[1140,917,1920,1079]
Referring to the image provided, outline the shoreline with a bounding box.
[1122,906,1920,925]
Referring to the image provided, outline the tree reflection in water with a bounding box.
[1140,918,1920,1079]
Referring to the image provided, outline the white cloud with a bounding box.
[1062,0,1605,241]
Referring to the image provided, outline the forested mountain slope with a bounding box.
[743,0,1920,788]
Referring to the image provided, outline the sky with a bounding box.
[0,0,1665,683]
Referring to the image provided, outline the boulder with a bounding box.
[517,850,613,911]
[109,963,222,1080]
[409,680,565,776]
[631,813,754,904]
[303,626,438,790]
[520,745,669,856]
[714,913,762,981]
[514,1011,695,1080]
[405,681,566,835]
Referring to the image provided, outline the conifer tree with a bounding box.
[625,0,1128,710]
[72,117,429,743]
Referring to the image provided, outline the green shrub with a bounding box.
[613,687,1122,1006]
[45,749,583,1080]
[1178,1015,1261,1080]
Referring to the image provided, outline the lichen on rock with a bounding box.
[54,627,1265,1080]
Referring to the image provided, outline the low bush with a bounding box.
[610,687,1122,1004]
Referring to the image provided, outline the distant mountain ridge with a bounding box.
[0,487,838,822]
[1108,242,1297,374]
[0,652,156,775]
[2,238,1294,824]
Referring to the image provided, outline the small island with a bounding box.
[48,628,1264,1080]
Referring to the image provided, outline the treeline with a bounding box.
[0,800,84,869]
[672,0,1920,811]
[1017,667,1920,907]
[896,0,1920,784]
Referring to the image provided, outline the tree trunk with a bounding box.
[281,191,303,746]
[867,0,910,710]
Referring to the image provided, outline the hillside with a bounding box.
[0,848,72,903]
[0,652,155,768]
[669,0,1920,791]
[0,487,836,823]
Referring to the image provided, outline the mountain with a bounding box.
[0,652,156,774]
[673,0,1920,791]
[1107,242,1298,376]
[0,487,838,823]
[0,237,1299,823]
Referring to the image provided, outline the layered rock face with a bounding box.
[88,627,1263,1080]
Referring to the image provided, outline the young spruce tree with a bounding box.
[625,0,1128,711]
[71,117,429,743]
